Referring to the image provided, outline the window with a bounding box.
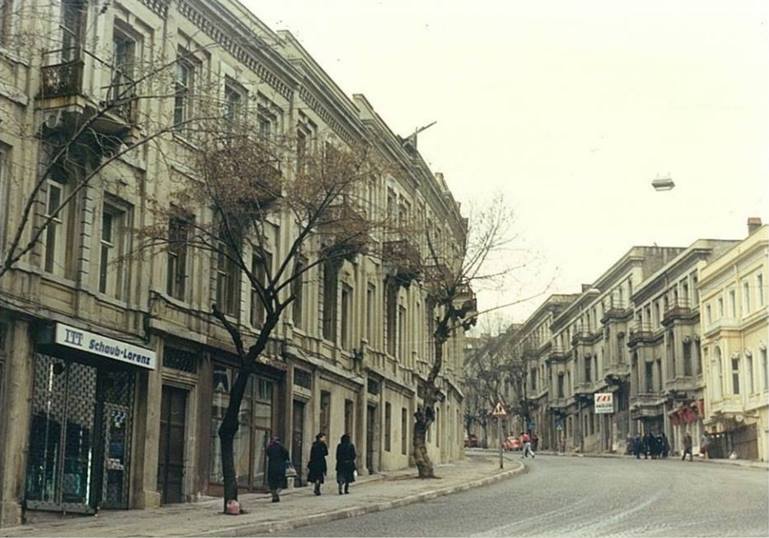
[435,407,440,448]
[99,203,129,299]
[344,399,354,437]
[224,80,245,127]
[732,357,740,395]
[557,374,564,398]
[729,289,736,318]
[366,283,375,343]
[340,284,352,350]
[584,357,591,383]
[715,347,723,400]
[531,368,537,391]
[645,361,653,393]
[743,282,751,314]
[322,260,338,342]
[718,297,724,318]
[385,284,397,356]
[42,180,70,276]
[758,274,765,307]
[0,0,13,46]
[166,217,188,300]
[747,352,754,394]
[61,0,86,62]
[174,54,194,128]
[384,402,391,452]
[683,341,692,377]
[706,304,712,324]
[210,365,273,487]
[398,305,407,361]
[292,257,305,329]
[320,391,331,439]
[762,348,768,391]
[111,27,135,106]
[215,241,240,316]
[656,360,662,392]
[250,252,270,328]
[401,408,408,455]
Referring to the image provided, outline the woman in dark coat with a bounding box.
[335,434,357,495]
[266,436,290,502]
[307,433,328,496]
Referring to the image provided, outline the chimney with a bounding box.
[748,217,762,235]
[581,284,591,293]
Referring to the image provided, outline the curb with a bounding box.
[199,461,527,537]
[533,450,768,470]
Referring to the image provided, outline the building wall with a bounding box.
[0,0,467,527]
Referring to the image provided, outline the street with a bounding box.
[275,455,769,537]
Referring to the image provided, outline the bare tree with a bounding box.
[140,120,386,512]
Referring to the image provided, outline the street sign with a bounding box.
[491,402,507,417]
[594,392,614,414]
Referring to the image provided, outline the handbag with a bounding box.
[285,461,297,478]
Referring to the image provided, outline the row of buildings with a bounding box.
[467,220,768,462]
[0,0,467,526]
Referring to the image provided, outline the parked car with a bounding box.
[504,436,521,451]
[464,434,479,448]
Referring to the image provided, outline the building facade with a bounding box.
[699,222,768,461]
[0,0,466,527]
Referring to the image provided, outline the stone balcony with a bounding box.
[662,298,697,326]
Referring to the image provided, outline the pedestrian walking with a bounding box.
[633,434,642,459]
[521,431,535,458]
[336,433,357,495]
[531,432,540,452]
[266,436,290,503]
[661,433,670,458]
[682,432,693,462]
[643,432,653,460]
[307,432,328,496]
[700,433,711,460]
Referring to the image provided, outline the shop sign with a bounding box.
[55,323,156,370]
[594,392,614,414]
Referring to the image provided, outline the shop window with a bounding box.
[99,201,130,299]
[320,391,331,439]
[401,407,408,455]
[344,399,354,437]
[384,402,391,452]
[210,365,273,488]
[250,252,270,328]
[166,217,189,301]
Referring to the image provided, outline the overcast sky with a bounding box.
[245,0,769,324]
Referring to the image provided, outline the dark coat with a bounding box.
[266,441,289,490]
[307,441,328,483]
[335,442,357,484]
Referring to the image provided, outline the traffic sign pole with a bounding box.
[498,416,503,469]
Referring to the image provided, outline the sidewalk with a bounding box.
[530,449,769,470]
[0,454,525,537]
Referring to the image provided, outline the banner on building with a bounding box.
[594,392,614,414]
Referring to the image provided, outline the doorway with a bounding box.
[366,404,377,474]
[291,400,305,487]
[158,385,188,504]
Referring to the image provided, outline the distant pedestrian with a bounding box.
[700,434,711,460]
[682,432,693,462]
[643,432,654,459]
[531,432,540,452]
[308,433,328,496]
[521,431,535,458]
[661,433,670,458]
[266,436,290,502]
[633,435,642,459]
[336,434,357,495]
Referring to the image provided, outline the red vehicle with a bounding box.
[464,434,479,448]
[504,436,522,451]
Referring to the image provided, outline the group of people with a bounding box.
[266,433,357,502]
[630,431,671,459]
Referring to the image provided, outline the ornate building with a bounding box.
[0,0,467,526]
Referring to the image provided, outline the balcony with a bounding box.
[600,298,632,324]
[319,200,371,261]
[703,317,742,337]
[571,328,599,346]
[604,363,631,386]
[383,238,422,287]
[662,298,696,326]
[207,144,282,209]
[547,344,568,363]
[628,322,657,346]
[40,59,84,99]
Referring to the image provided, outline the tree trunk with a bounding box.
[413,403,435,478]
[219,366,251,513]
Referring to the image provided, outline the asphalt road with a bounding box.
[273,455,769,537]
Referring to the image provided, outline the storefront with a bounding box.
[25,322,156,514]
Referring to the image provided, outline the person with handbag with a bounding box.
[335,433,357,495]
[266,436,290,503]
[307,433,328,496]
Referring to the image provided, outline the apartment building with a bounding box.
[0,0,467,526]
[699,221,768,461]
[628,239,737,454]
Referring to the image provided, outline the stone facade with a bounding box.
[0,0,466,527]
